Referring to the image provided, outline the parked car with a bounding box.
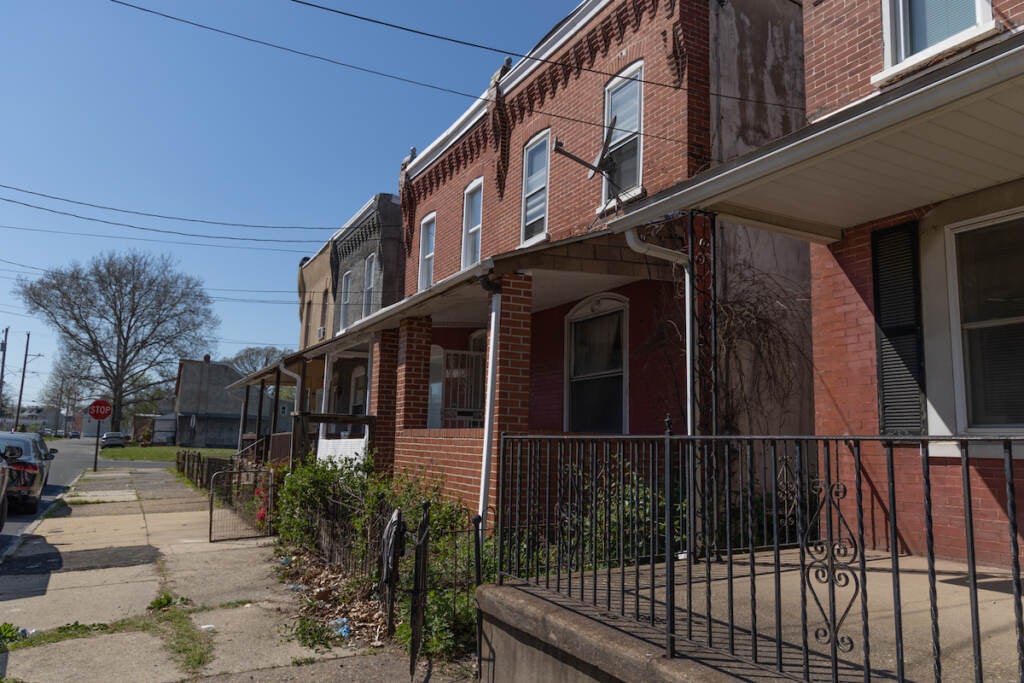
[101,432,126,448]
[0,432,54,514]
[69,431,81,439]
[56,429,65,437]
[0,445,12,532]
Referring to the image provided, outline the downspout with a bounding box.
[624,228,695,436]
[477,283,502,530]
[279,362,302,468]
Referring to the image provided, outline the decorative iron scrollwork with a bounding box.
[804,479,860,654]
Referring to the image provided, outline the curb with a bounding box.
[0,468,87,565]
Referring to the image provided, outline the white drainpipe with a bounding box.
[477,289,502,530]
[624,228,694,436]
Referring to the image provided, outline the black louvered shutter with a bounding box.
[872,224,926,435]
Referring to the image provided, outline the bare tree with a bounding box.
[38,347,91,431]
[221,346,293,377]
[17,251,217,430]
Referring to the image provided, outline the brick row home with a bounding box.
[230,194,403,463]
[612,1,1024,571]
[310,0,812,519]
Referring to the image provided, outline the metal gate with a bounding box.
[209,469,275,542]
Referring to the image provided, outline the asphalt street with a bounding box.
[0,437,169,559]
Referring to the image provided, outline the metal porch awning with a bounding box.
[610,30,1024,242]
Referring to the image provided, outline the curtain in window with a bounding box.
[569,311,624,433]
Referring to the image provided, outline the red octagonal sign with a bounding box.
[88,399,112,421]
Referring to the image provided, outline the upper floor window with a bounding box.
[340,271,352,329]
[521,131,549,243]
[462,179,483,268]
[363,254,375,318]
[419,214,435,291]
[604,62,643,204]
[320,288,329,329]
[884,0,993,67]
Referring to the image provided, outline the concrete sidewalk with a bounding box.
[0,467,462,682]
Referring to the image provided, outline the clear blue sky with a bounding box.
[0,0,577,405]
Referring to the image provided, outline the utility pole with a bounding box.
[0,326,8,424]
[13,332,29,431]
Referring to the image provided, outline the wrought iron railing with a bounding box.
[496,433,1024,682]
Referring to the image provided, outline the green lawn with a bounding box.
[100,445,237,462]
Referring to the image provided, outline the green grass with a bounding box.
[101,445,236,462]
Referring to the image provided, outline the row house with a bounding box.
[231,194,403,463]
[311,0,810,516]
[613,0,1024,568]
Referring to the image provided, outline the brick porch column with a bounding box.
[369,329,398,474]
[396,316,432,430]
[493,274,532,434]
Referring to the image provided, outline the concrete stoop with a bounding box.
[477,585,789,683]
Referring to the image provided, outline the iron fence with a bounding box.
[209,468,275,542]
[176,450,235,490]
[497,433,1024,682]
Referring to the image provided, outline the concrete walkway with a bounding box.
[0,467,462,682]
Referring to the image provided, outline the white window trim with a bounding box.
[601,61,643,207]
[462,177,483,269]
[419,213,436,292]
[339,271,352,331]
[875,0,995,85]
[521,129,550,246]
[363,253,375,318]
[563,293,629,434]
[944,206,1024,434]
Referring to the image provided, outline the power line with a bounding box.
[0,224,311,254]
[292,0,805,112]
[108,0,689,147]
[0,257,45,271]
[0,182,336,230]
[0,196,323,244]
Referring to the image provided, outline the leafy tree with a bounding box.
[17,251,217,430]
[221,346,293,377]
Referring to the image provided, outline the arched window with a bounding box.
[565,293,628,433]
[428,345,444,428]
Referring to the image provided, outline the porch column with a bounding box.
[479,273,532,525]
[319,352,333,440]
[238,385,250,450]
[255,379,265,437]
[270,367,281,434]
[493,274,532,434]
[370,329,398,473]
[396,316,432,431]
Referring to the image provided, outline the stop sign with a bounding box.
[88,399,112,421]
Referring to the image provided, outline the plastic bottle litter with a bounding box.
[329,617,350,638]
[278,556,292,566]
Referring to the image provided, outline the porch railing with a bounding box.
[496,433,1024,682]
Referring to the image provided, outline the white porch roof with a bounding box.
[610,31,1024,242]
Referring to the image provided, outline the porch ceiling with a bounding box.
[609,32,1024,242]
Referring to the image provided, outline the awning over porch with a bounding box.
[609,30,1024,242]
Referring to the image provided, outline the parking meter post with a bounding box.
[93,421,100,472]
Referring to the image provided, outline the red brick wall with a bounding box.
[529,279,683,435]
[803,0,1024,120]
[369,329,398,472]
[396,317,432,430]
[495,274,532,435]
[402,0,710,298]
[393,428,484,510]
[813,210,1023,566]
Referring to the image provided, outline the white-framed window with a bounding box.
[419,213,435,292]
[565,294,628,434]
[349,366,367,415]
[882,0,994,68]
[947,213,1024,430]
[521,130,550,244]
[462,178,483,268]
[363,253,375,318]
[603,62,643,204]
[428,345,444,429]
[339,271,352,330]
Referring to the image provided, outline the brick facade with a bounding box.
[369,329,398,472]
[402,0,711,299]
[396,317,432,431]
[803,0,1024,120]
